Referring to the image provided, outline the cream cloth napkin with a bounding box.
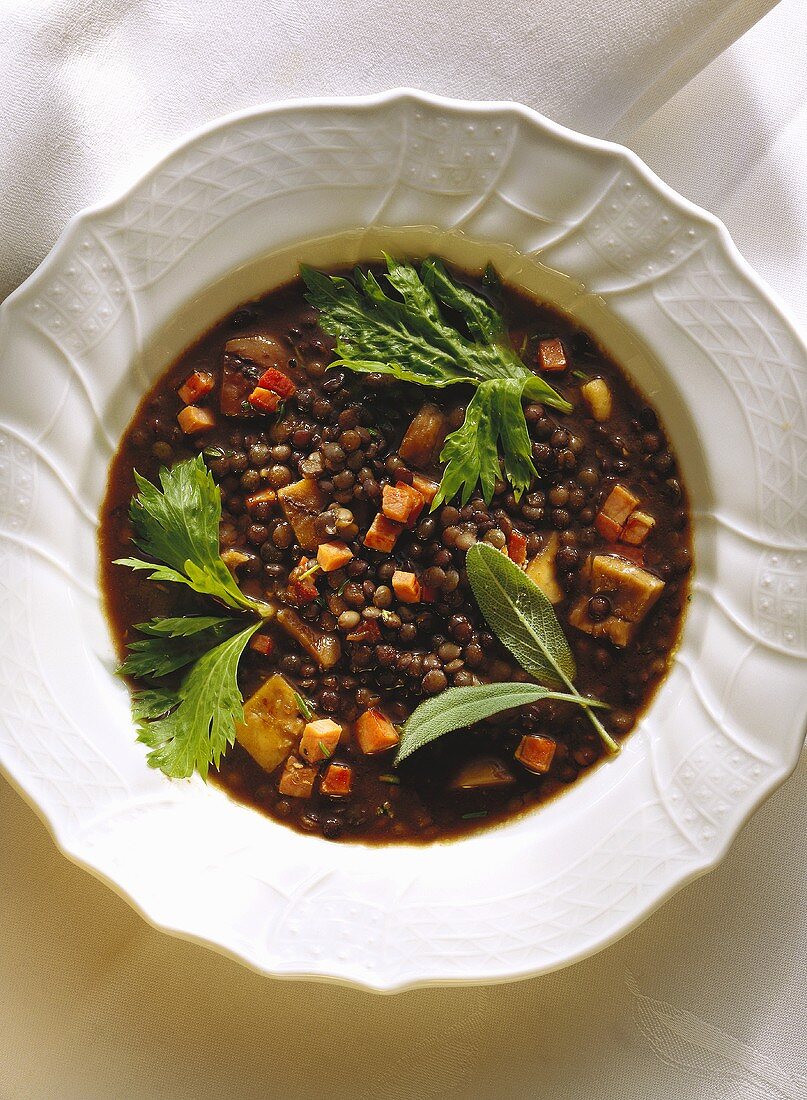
[2,1,806,1097]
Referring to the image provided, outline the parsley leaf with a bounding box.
[132,621,261,780]
[301,256,572,506]
[119,616,236,679]
[115,456,268,615]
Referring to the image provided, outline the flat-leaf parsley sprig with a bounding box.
[301,255,572,508]
[115,456,273,779]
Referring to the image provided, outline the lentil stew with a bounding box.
[100,260,691,843]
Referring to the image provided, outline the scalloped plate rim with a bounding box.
[0,88,805,992]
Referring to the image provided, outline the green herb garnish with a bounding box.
[378,774,400,784]
[465,543,617,752]
[301,255,572,507]
[297,561,322,582]
[395,682,605,765]
[119,615,236,679]
[293,690,315,720]
[462,811,488,820]
[131,621,261,779]
[115,457,278,780]
[115,455,270,616]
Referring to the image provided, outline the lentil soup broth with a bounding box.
[100,263,691,844]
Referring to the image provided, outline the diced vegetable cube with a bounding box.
[276,607,342,668]
[398,403,448,468]
[622,510,656,546]
[355,708,400,754]
[515,734,557,774]
[568,598,633,647]
[235,673,305,775]
[221,548,252,572]
[449,756,514,789]
[392,570,422,604]
[363,513,403,552]
[411,473,439,503]
[382,482,425,526]
[581,378,613,421]
[278,478,327,550]
[346,619,382,643]
[248,386,281,413]
[602,541,645,567]
[537,338,567,372]
[320,762,353,797]
[525,531,563,604]
[177,406,216,435]
[245,487,277,512]
[590,555,664,622]
[507,529,527,566]
[568,554,665,648]
[225,334,289,370]
[317,540,354,572]
[249,633,274,656]
[278,756,317,798]
[600,484,640,526]
[177,370,215,405]
[299,718,342,763]
[258,366,296,399]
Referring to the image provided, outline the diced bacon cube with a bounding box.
[320,762,353,797]
[515,734,557,774]
[288,558,319,604]
[595,512,624,541]
[537,338,567,372]
[177,371,215,405]
[392,570,422,604]
[317,540,354,572]
[257,367,296,399]
[601,484,640,525]
[355,708,400,755]
[248,386,282,413]
[507,529,528,566]
[249,633,274,656]
[177,406,216,435]
[299,718,342,763]
[622,510,655,546]
[411,474,439,504]
[278,756,316,798]
[382,482,425,526]
[245,487,277,512]
[345,619,382,644]
[363,513,403,552]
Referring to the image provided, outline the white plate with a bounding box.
[0,90,805,992]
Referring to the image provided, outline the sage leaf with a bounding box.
[395,682,606,765]
[465,542,575,687]
[466,543,618,753]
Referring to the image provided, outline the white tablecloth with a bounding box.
[1,1,806,1097]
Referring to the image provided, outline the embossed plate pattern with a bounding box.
[0,91,804,990]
